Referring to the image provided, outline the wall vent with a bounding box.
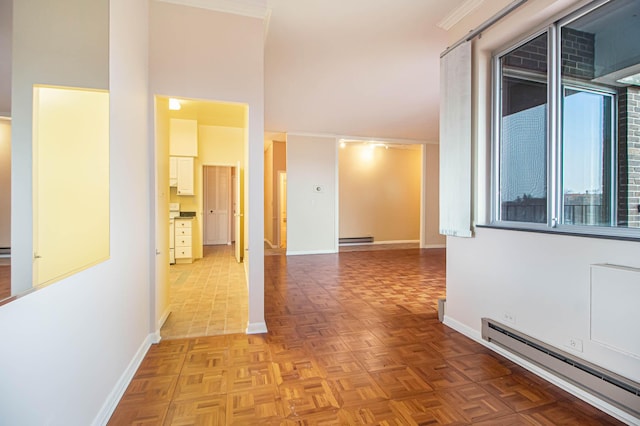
[339,236,374,245]
[481,318,640,418]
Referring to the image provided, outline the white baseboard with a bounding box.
[421,244,446,249]
[246,321,268,334]
[443,316,639,426]
[91,333,154,426]
[157,309,171,333]
[286,249,338,256]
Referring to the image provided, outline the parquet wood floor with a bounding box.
[109,248,624,425]
[0,258,10,301]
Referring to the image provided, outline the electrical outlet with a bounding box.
[566,337,583,352]
[503,312,516,324]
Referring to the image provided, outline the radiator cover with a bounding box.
[481,318,640,418]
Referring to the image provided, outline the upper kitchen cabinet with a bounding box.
[169,118,198,157]
[176,157,194,196]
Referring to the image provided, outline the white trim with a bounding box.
[422,244,447,249]
[155,0,269,19]
[157,308,171,332]
[91,334,154,426]
[443,317,638,426]
[437,0,484,30]
[286,249,338,256]
[285,131,436,146]
[246,321,268,334]
[0,115,11,120]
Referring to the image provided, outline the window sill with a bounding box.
[476,223,640,242]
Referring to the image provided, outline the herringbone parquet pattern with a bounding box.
[109,248,624,425]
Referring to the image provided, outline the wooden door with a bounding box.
[278,171,287,248]
[203,166,230,245]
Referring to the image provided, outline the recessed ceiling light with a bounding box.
[169,98,181,110]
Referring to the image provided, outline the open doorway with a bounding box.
[263,138,286,251]
[154,95,248,338]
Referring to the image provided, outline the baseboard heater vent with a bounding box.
[481,318,640,418]
[339,236,373,245]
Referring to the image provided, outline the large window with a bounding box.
[494,0,640,237]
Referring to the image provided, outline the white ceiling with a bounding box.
[264,0,468,141]
[1,0,473,140]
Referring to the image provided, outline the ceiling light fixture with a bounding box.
[169,98,181,110]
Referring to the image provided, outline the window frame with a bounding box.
[490,0,640,240]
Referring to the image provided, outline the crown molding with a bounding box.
[437,0,484,30]
[156,0,269,19]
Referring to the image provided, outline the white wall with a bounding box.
[286,134,338,254]
[149,2,266,333]
[444,0,640,420]
[0,0,151,424]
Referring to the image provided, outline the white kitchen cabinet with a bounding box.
[175,157,194,196]
[169,118,198,157]
[174,219,193,263]
[169,157,177,187]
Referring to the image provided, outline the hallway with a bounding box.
[161,245,247,339]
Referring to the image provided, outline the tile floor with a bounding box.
[160,244,248,339]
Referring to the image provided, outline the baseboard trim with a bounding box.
[246,321,268,334]
[157,309,171,334]
[286,249,338,256]
[421,244,446,249]
[443,316,637,425]
[91,333,154,426]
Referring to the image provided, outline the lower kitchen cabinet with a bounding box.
[174,218,193,263]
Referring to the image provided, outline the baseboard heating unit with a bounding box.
[481,318,640,418]
[339,236,373,245]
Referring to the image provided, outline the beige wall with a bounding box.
[424,144,446,247]
[264,141,286,247]
[264,142,274,245]
[339,144,421,242]
[0,119,9,248]
[171,125,244,259]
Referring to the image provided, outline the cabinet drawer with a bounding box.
[175,220,192,229]
[175,246,192,259]
[175,227,192,237]
[175,236,192,247]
